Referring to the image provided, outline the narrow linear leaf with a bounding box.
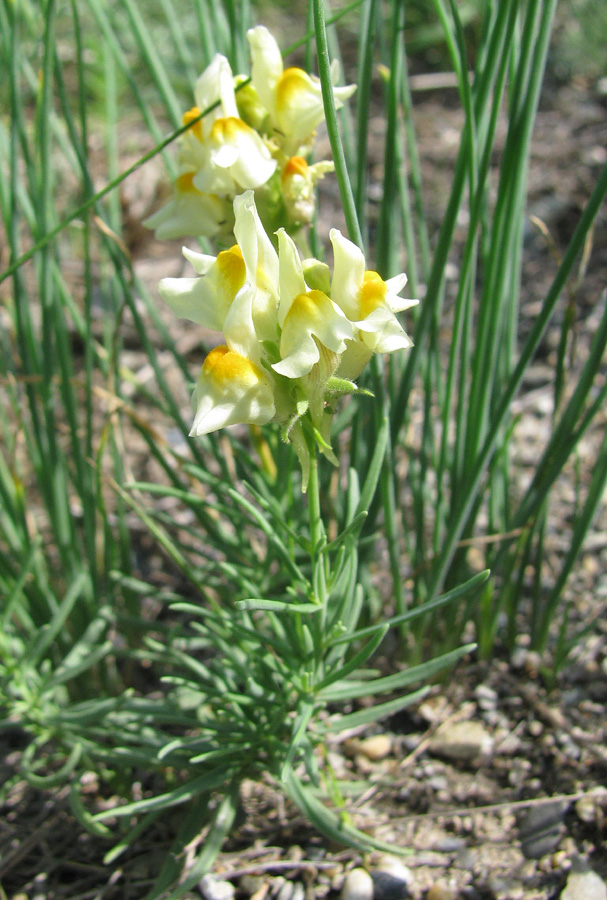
[285,772,409,855]
[315,624,389,692]
[103,809,164,864]
[92,768,231,821]
[323,512,368,553]
[235,598,321,613]
[330,571,490,645]
[22,742,82,789]
[320,644,475,701]
[324,685,430,732]
[27,571,90,665]
[0,536,42,627]
[47,642,112,689]
[281,700,315,782]
[356,415,389,515]
[162,783,240,900]
[70,783,114,838]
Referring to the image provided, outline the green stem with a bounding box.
[312,0,363,249]
[306,442,328,651]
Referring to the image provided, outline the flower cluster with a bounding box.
[159,192,416,489]
[144,27,355,243]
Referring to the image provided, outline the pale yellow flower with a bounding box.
[158,242,247,332]
[188,54,277,194]
[248,26,356,154]
[145,54,277,242]
[190,344,276,436]
[329,228,417,379]
[272,228,352,379]
[142,172,232,240]
[232,191,280,343]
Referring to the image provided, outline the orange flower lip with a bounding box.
[182,106,203,140]
[175,171,202,194]
[282,156,308,182]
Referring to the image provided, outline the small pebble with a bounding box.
[251,885,270,900]
[575,789,607,823]
[371,872,410,900]
[426,884,458,900]
[199,875,235,900]
[239,876,264,895]
[551,850,570,870]
[359,734,393,760]
[428,775,449,792]
[432,837,466,853]
[347,734,393,761]
[453,848,476,870]
[305,845,327,861]
[560,868,607,900]
[340,868,374,900]
[277,881,294,900]
[475,684,498,710]
[518,801,569,838]
[371,856,412,900]
[271,878,287,899]
[486,874,520,898]
[521,829,565,860]
[518,801,568,859]
[374,855,413,883]
[428,721,493,762]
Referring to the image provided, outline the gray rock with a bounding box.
[431,836,466,853]
[560,869,607,900]
[518,801,568,859]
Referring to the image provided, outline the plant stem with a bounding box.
[312,0,363,249]
[306,443,328,648]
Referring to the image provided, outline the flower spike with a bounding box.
[156,192,414,490]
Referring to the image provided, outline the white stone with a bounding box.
[199,875,235,900]
[560,870,607,900]
[340,868,374,900]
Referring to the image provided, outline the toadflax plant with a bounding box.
[0,7,487,897]
[83,23,484,899]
